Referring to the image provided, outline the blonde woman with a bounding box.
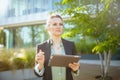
[34,14,80,80]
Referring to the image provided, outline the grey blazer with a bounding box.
[34,38,77,80]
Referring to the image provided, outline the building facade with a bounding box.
[0,0,65,48]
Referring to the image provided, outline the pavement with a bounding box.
[0,60,119,80]
[74,60,120,80]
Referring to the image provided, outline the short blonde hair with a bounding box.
[46,14,63,28]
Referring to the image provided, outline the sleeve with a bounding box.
[34,64,45,76]
[71,53,80,76]
[72,42,77,55]
[71,69,80,76]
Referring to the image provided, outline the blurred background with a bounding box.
[0,0,120,80]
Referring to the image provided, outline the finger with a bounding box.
[39,49,43,54]
[69,63,77,66]
[38,49,44,55]
[72,62,80,66]
[36,54,44,61]
[69,63,74,68]
[69,63,80,68]
[73,63,80,66]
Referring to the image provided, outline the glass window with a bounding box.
[5,0,63,17]
[5,24,48,48]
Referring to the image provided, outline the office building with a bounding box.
[0,0,64,48]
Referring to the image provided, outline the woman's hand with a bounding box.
[68,62,80,72]
[35,49,45,70]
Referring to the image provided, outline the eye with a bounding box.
[59,23,63,26]
[53,23,57,26]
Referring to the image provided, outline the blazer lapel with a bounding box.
[45,39,51,63]
[62,38,71,55]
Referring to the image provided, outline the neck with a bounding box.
[50,36,61,44]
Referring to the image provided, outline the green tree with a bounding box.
[0,29,6,47]
[58,0,120,79]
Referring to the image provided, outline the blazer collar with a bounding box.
[47,38,69,55]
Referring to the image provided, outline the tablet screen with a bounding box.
[48,55,80,67]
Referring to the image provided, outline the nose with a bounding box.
[56,23,63,28]
[56,24,60,28]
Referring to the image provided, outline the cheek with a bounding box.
[48,28,56,33]
[47,26,53,31]
[60,27,63,32]
[61,27,63,30]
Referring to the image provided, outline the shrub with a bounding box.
[0,48,35,71]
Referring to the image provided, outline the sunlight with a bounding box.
[0,0,9,17]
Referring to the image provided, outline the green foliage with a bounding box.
[92,37,119,54]
[0,29,6,45]
[58,0,120,78]
[62,32,96,54]
[59,0,120,54]
[0,49,13,71]
[24,48,35,68]
[0,48,35,71]
[75,37,96,54]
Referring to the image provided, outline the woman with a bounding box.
[34,14,80,80]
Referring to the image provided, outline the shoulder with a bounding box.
[62,38,74,44]
[62,38,75,47]
[36,39,49,47]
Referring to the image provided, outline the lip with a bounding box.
[55,29,62,32]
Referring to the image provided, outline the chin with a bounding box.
[54,33,62,36]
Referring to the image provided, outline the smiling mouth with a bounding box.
[56,29,61,32]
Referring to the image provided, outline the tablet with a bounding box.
[48,54,80,67]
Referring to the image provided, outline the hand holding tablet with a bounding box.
[48,55,80,67]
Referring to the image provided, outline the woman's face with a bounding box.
[47,17,63,37]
